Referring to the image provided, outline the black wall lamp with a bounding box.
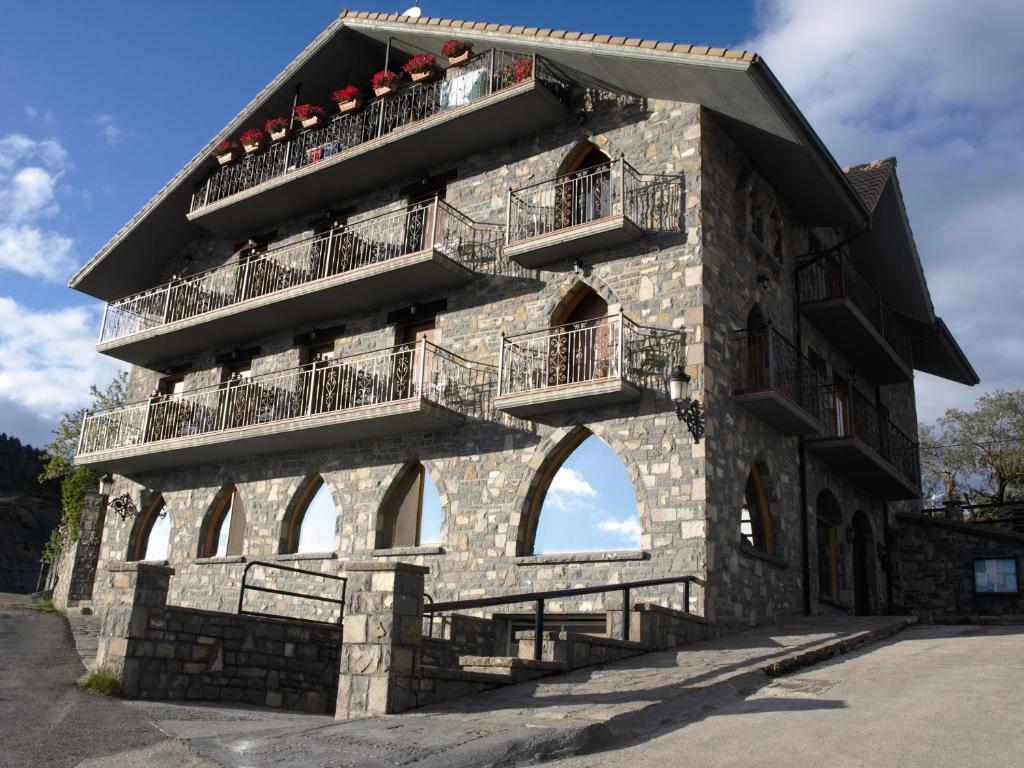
[667,365,706,443]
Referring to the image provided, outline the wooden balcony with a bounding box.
[97,200,499,367]
[76,342,492,474]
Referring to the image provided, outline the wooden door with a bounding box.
[552,291,609,386]
[555,149,611,231]
[395,319,436,399]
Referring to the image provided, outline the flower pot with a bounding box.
[300,115,322,129]
[337,97,363,114]
[447,50,472,66]
[269,127,289,142]
[373,85,398,98]
[410,70,435,83]
[242,141,262,155]
[215,150,236,166]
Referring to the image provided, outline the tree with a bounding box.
[39,371,128,549]
[919,389,1024,506]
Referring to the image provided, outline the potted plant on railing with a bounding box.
[240,128,265,154]
[293,103,325,129]
[212,139,238,165]
[501,57,533,86]
[403,54,438,84]
[441,39,473,66]
[264,116,290,142]
[332,85,363,114]
[372,69,401,97]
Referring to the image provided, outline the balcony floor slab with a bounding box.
[496,377,641,419]
[98,250,474,367]
[806,437,921,501]
[505,215,642,269]
[734,389,822,436]
[76,398,463,475]
[800,297,912,384]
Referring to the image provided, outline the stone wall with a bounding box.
[52,492,107,609]
[95,562,340,713]
[96,93,710,620]
[894,513,1024,621]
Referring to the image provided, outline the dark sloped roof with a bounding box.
[844,157,896,213]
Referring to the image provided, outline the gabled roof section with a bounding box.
[844,157,896,214]
[70,8,870,301]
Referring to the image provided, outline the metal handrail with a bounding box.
[732,326,826,425]
[237,560,347,627]
[423,575,703,660]
[99,198,502,344]
[190,49,570,213]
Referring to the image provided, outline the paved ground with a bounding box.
[127,616,913,768]
[540,623,1024,768]
[0,592,211,768]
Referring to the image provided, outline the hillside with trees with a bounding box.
[0,433,60,592]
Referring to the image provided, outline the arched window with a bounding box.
[748,187,765,243]
[740,465,772,554]
[816,490,842,601]
[129,495,170,562]
[377,462,442,549]
[524,430,640,555]
[743,304,769,390]
[199,484,246,558]
[555,142,613,230]
[281,475,338,554]
[768,208,784,263]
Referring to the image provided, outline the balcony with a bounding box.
[732,326,824,435]
[495,313,666,418]
[97,200,501,366]
[798,251,913,384]
[504,159,681,268]
[76,341,492,473]
[187,50,570,236]
[807,387,922,500]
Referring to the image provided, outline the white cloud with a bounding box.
[0,297,125,419]
[597,517,642,546]
[91,114,125,146]
[549,467,597,497]
[0,133,76,281]
[745,0,1024,423]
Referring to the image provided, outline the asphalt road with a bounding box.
[0,593,169,768]
[540,623,1024,768]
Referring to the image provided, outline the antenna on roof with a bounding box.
[401,2,421,17]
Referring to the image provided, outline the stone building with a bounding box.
[69,10,978,636]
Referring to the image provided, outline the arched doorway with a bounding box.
[550,285,610,386]
[851,510,874,615]
[555,143,612,231]
[743,305,768,390]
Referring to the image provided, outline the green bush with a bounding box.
[30,594,66,616]
[78,666,120,696]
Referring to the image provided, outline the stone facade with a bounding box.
[893,513,1024,621]
[52,491,107,609]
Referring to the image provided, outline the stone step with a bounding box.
[458,654,569,682]
[516,630,649,670]
[419,664,519,685]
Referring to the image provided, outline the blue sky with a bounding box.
[2,0,1021,455]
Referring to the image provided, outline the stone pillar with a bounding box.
[335,561,427,719]
[95,562,174,694]
[52,491,108,609]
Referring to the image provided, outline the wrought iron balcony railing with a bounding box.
[815,386,921,490]
[505,159,681,245]
[733,326,827,424]
[797,250,913,367]
[98,199,502,344]
[190,50,569,214]
[77,340,493,457]
[498,312,660,397]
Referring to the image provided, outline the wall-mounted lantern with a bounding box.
[667,365,705,443]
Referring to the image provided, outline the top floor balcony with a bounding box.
[732,325,825,436]
[76,340,492,474]
[97,198,501,366]
[807,386,922,500]
[504,159,682,268]
[187,50,571,237]
[797,250,913,384]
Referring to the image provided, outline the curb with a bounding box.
[763,616,917,676]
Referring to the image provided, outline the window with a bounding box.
[281,476,338,554]
[768,208,784,263]
[129,496,170,561]
[377,462,442,548]
[748,187,765,243]
[157,375,186,400]
[974,559,1019,594]
[524,430,640,555]
[199,485,246,558]
[816,490,842,601]
[740,465,772,554]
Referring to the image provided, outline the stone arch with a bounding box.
[198,482,246,558]
[279,473,337,554]
[544,274,620,327]
[515,424,646,556]
[815,489,843,601]
[739,460,773,555]
[375,459,445,549]
[746,303,767,331]
[127,492,168,562]
[556,139,613,177]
